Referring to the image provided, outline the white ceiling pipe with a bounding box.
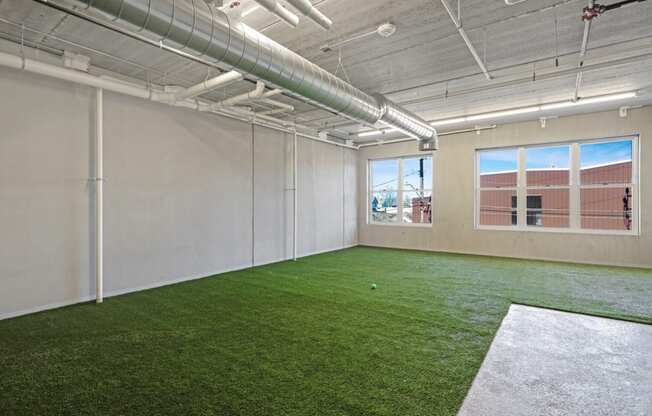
[174,70,243,101]
[253,0,300,27]
[0,51,345,147]
[440,0,492,80]
[261,89,284,99]
[214,81,266,107]
[285,0,333,29]
[259,98,294,111]
[574,0,594,101]
[258,108,292,116]
[0,51,153,99]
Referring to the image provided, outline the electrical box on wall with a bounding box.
[62,51,90,72]
[419,138,438,152]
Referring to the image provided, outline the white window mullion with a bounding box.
[475,152,480,228]
[632,136,640,234]
[368,162,373,224]
[569,142,581,229]
[397,158,404,223]
[517,147,527,228]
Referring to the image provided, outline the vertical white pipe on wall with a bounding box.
[293,130,298,261]
[95,88,104,303]
[342,146,345,247]
[251,124,256,267]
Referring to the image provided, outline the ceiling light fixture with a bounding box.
[429,91,637,126]
[356,92,636,138]
[466,106,539,121]
[357,130,384,137]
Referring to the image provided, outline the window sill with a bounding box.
[475,225,639,236]
[368,222,433,228]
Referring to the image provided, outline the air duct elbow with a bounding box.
[375,95,438,149]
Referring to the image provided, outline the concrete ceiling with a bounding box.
[0,0,651,143]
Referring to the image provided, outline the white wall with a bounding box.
[358,106,651,268]
[0,68,358,319]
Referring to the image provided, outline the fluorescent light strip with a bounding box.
[357,130,383,137]
[466,106,539,121]
[541,92,637,110]
[429,92,637,126]
[357,92,636,138]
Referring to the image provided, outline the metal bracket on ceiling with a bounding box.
[583,0,648,21]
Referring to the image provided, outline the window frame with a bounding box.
[474,135,640,236]
[368,155,434,227]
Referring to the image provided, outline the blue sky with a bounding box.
[479,148,518,174]
[372,159,399,191]
[480,139,632,174]
[580,140,632,168]
[526,145,569,169]
[371,157,432,191]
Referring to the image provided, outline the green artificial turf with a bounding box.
[2,246,652,415]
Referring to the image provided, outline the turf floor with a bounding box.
[2,246,652,415]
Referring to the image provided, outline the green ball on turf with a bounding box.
[371,283,377,290]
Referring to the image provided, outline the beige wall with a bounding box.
[358,106,651,268]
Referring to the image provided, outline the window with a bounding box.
[476,136,638,234]
[525,145,570,228]
[478,148,517,226]
[580,140,634,231]
[369,156,432,225]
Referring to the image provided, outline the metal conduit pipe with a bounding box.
[440,0,492,81]
[284,0,333,30]
[253,0,300,27]
[48,0,437,147]
[574,0,594,101]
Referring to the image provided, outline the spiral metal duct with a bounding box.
[56,0,437,144]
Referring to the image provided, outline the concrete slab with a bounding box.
[458,304,652,416]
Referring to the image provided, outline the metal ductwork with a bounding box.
[54,0,437,147]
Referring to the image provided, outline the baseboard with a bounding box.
[0,243,360,321]
[358,243,651,270]
[0,295,98,322]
